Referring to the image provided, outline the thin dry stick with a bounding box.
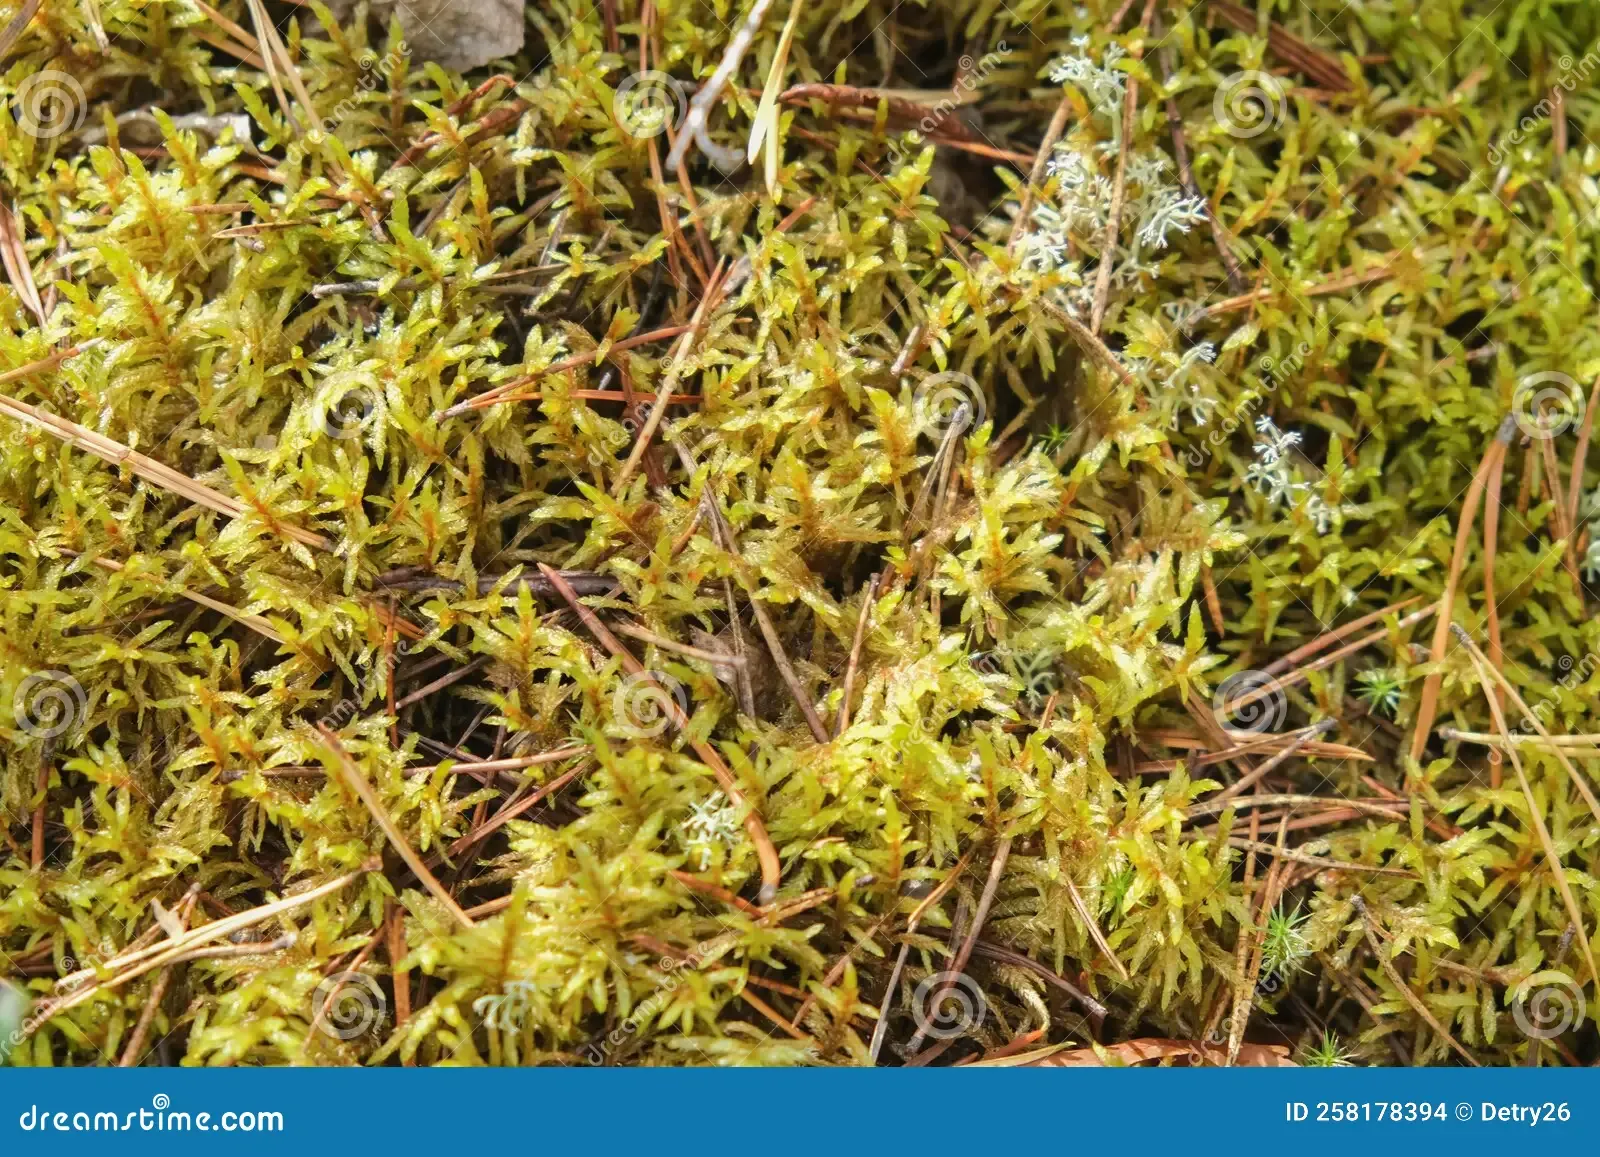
[613,621,747,666]
[0,202,45,326]
[0,341,96,386]
[394,655,491,711]
[0,393,330,550]
[537,563,783,902]
[1209,719,1336,804]
[906,836,1012,1054]
[1229,816,1288,1065]
[84,555,283,643]
[35,870,366,1030]
[1261,597,1425,676]
[614,263,728,494]
[307,930,382,1041]
[1187,794,1407,821]
[162,934,294,965]
[318,728,474,930]
[664,0,776,171]
[1535,430,1581,584]
[967,941,1106,1020]
[1063,876,1129,982]
[692,478,831,743]
[1209,797,1261,1046]
[1224,605,1435,715]
[1352,896,1479,1065]
[864,851,974,1062]
[1451,628,1600,825]
[30,754,46,869]
[1222,840,1412,876]
[1089,64,1139,334]
[1439,728,1600,750]
[1034,296,1138,387]
[116,893,200,1066]
[1005,95,1075,259]
[0,0,41,61]
[835,576,880,737]
[1461,648,1598,991]
[386,901,411,1037]
[738,988,811,1042]
[1565,376,1600,534]
[441,760,588,858]
[436,324,690,419]
[1483,442,1507,788]
[1409,417,1514,764]
[1160,44,1245,293]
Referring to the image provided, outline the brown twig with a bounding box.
[1160,46,1245,293]
[1261,597,1424,676]
[537,563,783,902]
[0,0,40,61]
[1207,720,1337,805]
[319,728,474,929]
[835,576,880,737]
[1351,896,1479,1064]
[1410,418,1515,764]
[906,836,1011,1053]
[1207,0,1351,92]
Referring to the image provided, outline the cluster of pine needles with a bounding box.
[2,0,1600,1066]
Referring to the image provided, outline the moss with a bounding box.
[1,0,1598,1066]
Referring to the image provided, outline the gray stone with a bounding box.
[325,0,524,72]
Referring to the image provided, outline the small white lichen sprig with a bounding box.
[1244,416,1340,533]
[1010,40,1207,323]
[682,792,743,870]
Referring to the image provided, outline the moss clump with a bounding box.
[1,0,1598,1066]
